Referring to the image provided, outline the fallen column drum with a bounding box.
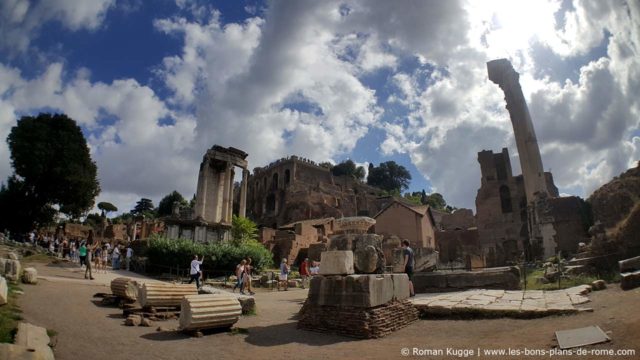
[138,282,198,308]
[110,277,139,301]
[179,294,242,331]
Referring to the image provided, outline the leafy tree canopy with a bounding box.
[157,190,188,217]
[367,161,411,193]
[131,198,155,216]
[403,190,456,213]
[331,159,366,180]
[0,113,100,232]
[97,202,118,216]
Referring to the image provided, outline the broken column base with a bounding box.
[298,299,418,339]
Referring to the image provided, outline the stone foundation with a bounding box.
[298,299,418,338]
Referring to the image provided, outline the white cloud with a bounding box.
[0,0,115,54]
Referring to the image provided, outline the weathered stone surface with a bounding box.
[619,256,640,273]
[0,343,55,360]
[591,280,606,291]
[0,276,7,306]
[4,259,21,283]
[140,318,153,327]
[298,299,418,338]
[0,258,6,276]
[13,323,54,360]
[199,286,256,314]
[307,274,408,308]
[22,268,37,284]
[8,252,19,260]
[354,245,379,273]
[621,270,640,290]
[319,251,354,275]
[413,267,520,293]
[125,315,142,326]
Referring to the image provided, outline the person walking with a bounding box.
[278,258,290,291]
[401,240,415,297]
[94,243,102,272]
[125,244,134,271]
[111,244,121,270]
[299,258,310,289]
[85,241,95,280]
[78,241,87,268]
[189,255,204,289]
[233,260,247,294]
[101,244,109,274]
[244,257,255,295]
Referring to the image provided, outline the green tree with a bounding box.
[367,161,412,192]
[231,215,258,245]
[424,192,447,210]
[331,159,366,180]
[1,113,100,231]
[0,176,57,233]
[97,202,118,217]
[84,212,103,229]
[131,198,155,216]
[157,190,187,216]
[318,161,334,169]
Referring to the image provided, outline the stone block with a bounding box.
[8,252,19,260]
[621,270,640,290]
[390,273,410,301]
[354,245,381,274]
[307,274,396,308]
[319,251,354,275]
[591,280,606,291]
[412,267,520,293]
[4,259,21,283]
[198,285,256,314]
[392,247,437,273]
[0,258,6,276]
[22,268,38,284]
[0,276,7,305]
[14,322,54,360]
[125,315,142,326]
[619,256,640,273]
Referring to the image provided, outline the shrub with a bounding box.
[145,235,273,275]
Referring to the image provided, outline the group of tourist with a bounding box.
[232,257,256,295]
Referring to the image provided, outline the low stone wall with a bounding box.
[298,299,418,338]
[413,267,520,293]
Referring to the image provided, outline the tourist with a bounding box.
[101,244,109,273]
[125,244,133,271]
[85,241,95,280]
[244,257,255,295]
[401,240,415,297]
[78,241,87,268]
[278,258,290,291]
[233,259,247,294]
[94,243,103,272]
[48,239,55,255]
[310,261,320,275]
[112,244,121,270]
[189,255,204,289]
[299,257,310,289]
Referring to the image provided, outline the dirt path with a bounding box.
[17,261,640,360]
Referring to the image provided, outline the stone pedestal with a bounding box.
[4,259,21,283]
[298,273,417,338]
[22,268,37,284]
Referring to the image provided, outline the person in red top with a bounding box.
[300,258,310,289]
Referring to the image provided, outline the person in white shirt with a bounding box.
[125,245,134,271]
[112,245,121,270]
[189,255,204,289]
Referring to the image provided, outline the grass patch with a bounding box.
[46,329,57,337]
[0,283,23,343]
[522,268,621,290]
[228,327,249,335]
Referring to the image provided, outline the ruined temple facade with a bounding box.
[166,145,249,242]
[482,59,588,262]
[247,156,385,228]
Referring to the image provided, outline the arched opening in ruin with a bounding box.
[272,173,279,190]
[499,185,512,213]
[266,193,276,213]
[284,169,291,185]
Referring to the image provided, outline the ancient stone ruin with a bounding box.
[166,145,249,242]
[298,217,418,338]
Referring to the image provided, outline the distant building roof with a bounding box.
[373,198,436,226]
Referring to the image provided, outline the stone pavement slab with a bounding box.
[411,285,592,318]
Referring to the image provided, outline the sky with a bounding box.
[0,0,638,215]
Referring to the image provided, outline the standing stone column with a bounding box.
[239,169,249,218]
[194,159,210,220]
[487,59,548,202]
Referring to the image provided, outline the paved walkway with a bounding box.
[410,285,593,318]
[37,265,156,287]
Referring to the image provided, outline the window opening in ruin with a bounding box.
[272,173,279,190]
[496,157,507,180]
[500,185,513,213]
[285,169,291,184]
